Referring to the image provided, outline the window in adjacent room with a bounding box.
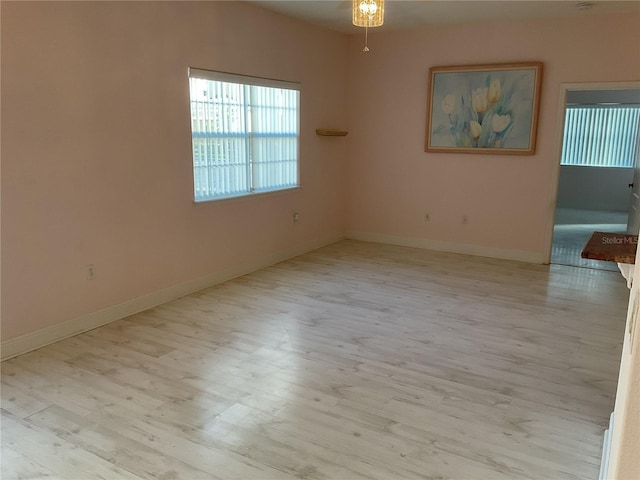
[561,105,640,168]
[188,68,300,202]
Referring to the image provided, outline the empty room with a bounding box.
[2,1,640,479]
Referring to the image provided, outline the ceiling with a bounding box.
[249,0,640,33]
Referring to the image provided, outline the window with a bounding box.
[188,68,300,202]
[561,105,640,168]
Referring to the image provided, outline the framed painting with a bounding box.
[425,62,543,155]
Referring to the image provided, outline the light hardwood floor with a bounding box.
[0,240,630,479]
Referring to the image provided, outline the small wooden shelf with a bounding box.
[315,129,348,137]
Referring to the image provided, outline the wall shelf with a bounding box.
[315,129,348,137]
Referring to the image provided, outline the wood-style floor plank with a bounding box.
[1,240,629,479]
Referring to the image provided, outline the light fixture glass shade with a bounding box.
[352,0,384,28]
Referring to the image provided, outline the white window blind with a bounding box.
[561,106,640,168]
[189,68,300,202]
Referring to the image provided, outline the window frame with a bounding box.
[188,67,301,204]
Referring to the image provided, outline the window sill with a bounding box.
[192,186,300,206]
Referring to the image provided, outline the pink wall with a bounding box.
[3,4,640,343]
[346,13,640,257]
[1,2,349,340]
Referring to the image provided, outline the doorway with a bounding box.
[549,84,640,270]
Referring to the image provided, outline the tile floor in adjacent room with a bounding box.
[551,208,628,272]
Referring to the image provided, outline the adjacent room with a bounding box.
[2,1,640,479]
[551,88,640,272]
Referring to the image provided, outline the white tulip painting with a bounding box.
[425,63,542,155]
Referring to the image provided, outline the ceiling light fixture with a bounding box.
[352,0,384,52]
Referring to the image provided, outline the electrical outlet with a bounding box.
[86,264,96,280]
[462,215,469,224]
[293,212,300,224]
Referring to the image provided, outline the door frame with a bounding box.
[543,81,640,264]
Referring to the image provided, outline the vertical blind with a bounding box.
[561,106,640,168]
[189,68,300,202]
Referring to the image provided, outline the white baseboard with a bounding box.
[346,231,545,264]
[1,234,345,361]
[599,411,615,480]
